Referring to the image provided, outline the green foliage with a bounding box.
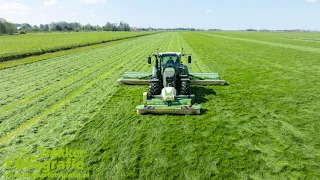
[0,21,6,34]
[20,23,32,30]
[19,30,27,34]
[47,21,131,32]
[102,21,130,31]
[0,19,16,35]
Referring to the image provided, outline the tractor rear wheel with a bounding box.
[180,81,190,95]
[148,81,161,96]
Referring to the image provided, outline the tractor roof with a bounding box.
[158,52,182,56]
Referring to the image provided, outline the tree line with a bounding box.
[0,18,16,35]
[0,18,131,35]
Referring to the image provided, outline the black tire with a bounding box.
[180,81,190,95]
[148,81,161,96]
[176,79,181,95]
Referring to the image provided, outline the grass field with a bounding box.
[0,31,153,61]
[0,36,145,70]
[1,31,319,179]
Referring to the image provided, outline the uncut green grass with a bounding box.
[0,36,141,70]
[202,31,320,48]
[0,31,152,60]
[1,32,320,179]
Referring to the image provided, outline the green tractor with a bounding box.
[117,51,227,114]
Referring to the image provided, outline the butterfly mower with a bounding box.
[117,51,227,115]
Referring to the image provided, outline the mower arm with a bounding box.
[189,73,227,86]
[117,72,152,85]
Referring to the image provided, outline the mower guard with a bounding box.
[136,104,201,115]
[136,94,200,115]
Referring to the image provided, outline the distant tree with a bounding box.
[246,29,257,31]
[49,21,81,31]
[103,22,113,31]
[0,21,6,34]
[112,23,118,31]
[44,24,49,31]
[123,23,130,31]
[49,23,63,31]
[8,20,131,33]
[118,21,125,31]
[49,23,54,30]
[208,29,222,31]
[32,25,40,31]
[70,22,81,31]
[95,25,102,31]
[0,18,16,35]
[102,21,130,31]
[5,22,16,34]
[21,23,32,30]
[56,21,68,31]
[56,25,62,31]
[83,24,93,31]
[74,27,81,32]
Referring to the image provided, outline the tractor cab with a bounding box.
[157,53,183,78]
[159,53,181,69]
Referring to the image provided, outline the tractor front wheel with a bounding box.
[148,81,161,96]
[180,81,190,95]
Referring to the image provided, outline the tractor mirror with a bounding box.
[148,56,151,64]
[188,56,192,63]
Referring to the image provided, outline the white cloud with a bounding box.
[206,9,213,13]
[43,0,58,6]
[58,5,67,9]
[0,2,30,11]
[80,0,106,4]
[305,0,317,3]
[69,12,76,16]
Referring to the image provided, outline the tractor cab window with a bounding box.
[161,55,180,66]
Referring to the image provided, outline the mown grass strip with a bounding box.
[0,41,155,143]
[0,35,159,136]
[167,34,174,51]
[0,37,143,89]
[0,35,166,158]
[0,39,135,83]
[270,36,320,43]
[0,37,152,113]
[198,32,320,53]
[1,34,168,119]
[0,40,153,111]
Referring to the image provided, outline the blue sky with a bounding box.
[0,0,319,30]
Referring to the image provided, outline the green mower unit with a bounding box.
[117,51,227,115]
